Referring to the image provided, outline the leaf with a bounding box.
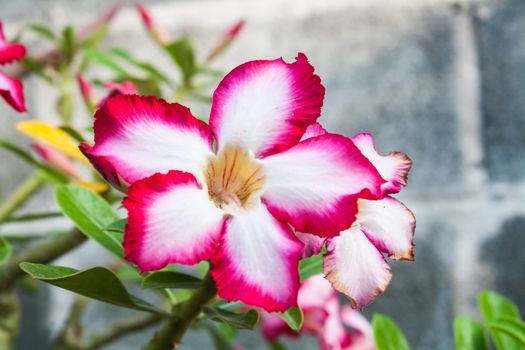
[479,291,521,350]
[202,306,259,330]
[372,314,411,350]
[267,340,287,350]
[299,253,323,281]
[488,317,525,348]
[277,307,303,332]
[27,24,57,41]
[0,236,12,265]
[454,316,489,350]
[55,185,122,259]
[164,37,197,86]
[105,218,127,233]
[0,138,69,184]
[109,48,170,83]
[16,121,88,164]
[131,78,163,98]
[141,271,203,290]
[20,262,167,315]
[86,48,129,77]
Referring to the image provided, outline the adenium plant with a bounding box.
[0,3,425,350]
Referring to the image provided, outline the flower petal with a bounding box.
[299,122,327,141]
[123,171,225,272]
[210,204,303,312]
[262,134,384,237]
[324,227,392,309]
[0,22,26,64]
[351,133,412,196]
[0,71,25,112]
[358,197,415,261]
[296,232,325,259]
[90,95,214,183]
[79,142,122,188]
[210,53,325,157]
[260,313,298,341]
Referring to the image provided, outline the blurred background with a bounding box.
[1,0,524,349]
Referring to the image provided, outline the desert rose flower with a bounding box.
[81,53,387,311]
[261,275,376,350]
[0,21,26,112]
[297,124,415,309]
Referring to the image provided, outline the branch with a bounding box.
[0,172,44,224]
[0,229,86,290]
[82,313,162,350]
[143,274,217,350]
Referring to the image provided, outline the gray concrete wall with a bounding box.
[1,0,525,349]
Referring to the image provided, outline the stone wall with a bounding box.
[1,0,524,349]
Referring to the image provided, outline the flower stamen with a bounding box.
[205,144,265,211]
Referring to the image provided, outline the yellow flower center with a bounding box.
[205,144,265,212]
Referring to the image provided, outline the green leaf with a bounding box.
[372,314,411,350]
[277,307,303,332]
[202,306,259,330]
[131,78,163,98]
[20,262,167,315]
[109,48,170,83]
[0,236,12,265]
[488,317,525,348]
[105,218,127,233]
[267,340,287,350]
[479,291,521,350]
[454,316,489,350]
[0,138,69,184]
[141,271,203,290]
[164,37,197,86]
[299,252,323,281]
[27,24,57,41]
[55,185,122,259]
[86,48,129,77]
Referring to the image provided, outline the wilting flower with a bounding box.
[81,53,390,311]
[261,275,376,350]
[297,125,415,309]
[0,20,26,112]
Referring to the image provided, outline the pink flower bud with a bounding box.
[136,3,169,45]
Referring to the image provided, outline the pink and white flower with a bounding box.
[83,53,387,311]
[0,21,26,112]
[261,275,376,350]
[298,126,415,309]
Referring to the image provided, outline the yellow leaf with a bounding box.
[72,181,109,193]
[16,121,89,165]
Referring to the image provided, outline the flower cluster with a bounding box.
[0,21,26,112]
[82,53,415,312]
[261,275,376,350]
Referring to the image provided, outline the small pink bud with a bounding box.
[205,19,245,63]
[33,143,81,178]
[136,3,169,45]
[77,74,97,112]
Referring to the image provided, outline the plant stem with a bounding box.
[0,173,44,224]
[0,229,86,291]
[83,313,162,350]
[143,274,217,350]
[0,290,20,350]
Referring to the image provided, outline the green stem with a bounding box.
[0,173,44,224]
[143,274,217,350]
[83,313,162,350]
[0,229,86,291]
[0,290,20,350]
